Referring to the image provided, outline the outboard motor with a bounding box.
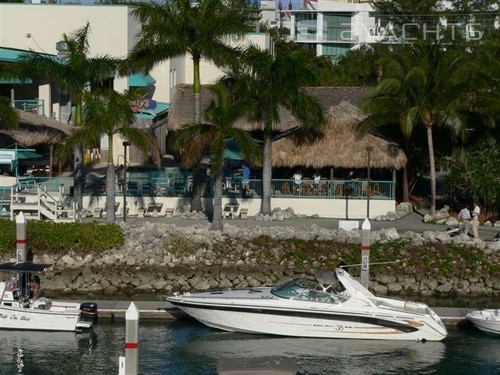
[80,302,98,324]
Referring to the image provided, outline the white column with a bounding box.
[360,218,371,288]
[16,212,26,263]
[124,302,139,375]
[38,83,51,117]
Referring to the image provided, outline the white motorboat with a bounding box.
[466,309,500,335]
[0,262,97,332]
[166,268,447,341]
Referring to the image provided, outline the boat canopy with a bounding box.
[0,262,52,273]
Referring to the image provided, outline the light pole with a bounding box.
[366,146,373,219]
[123,141,129,222]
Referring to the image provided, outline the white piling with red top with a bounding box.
[124,302,139,375]
[360,218,371,288]
[16,212,27,263]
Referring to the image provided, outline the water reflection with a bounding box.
[0,321,497,375]
[177,322,446,375]
[0,330,97,375]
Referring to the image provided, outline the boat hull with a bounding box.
[467,310,500,335]
[167,268,447,341]
[0,305,81,331]
[168,299,446,341]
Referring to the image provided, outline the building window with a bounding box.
[323,14,352,42]
[322,44,352,63]
[296,13,318,42]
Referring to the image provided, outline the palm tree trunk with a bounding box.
[73,144,83,215]
[402,166,409,202]
[105,163,116,223]
[73,98,85,217]
[105,134,116,223]
[426,126,436,215]
[210,169,224,231]
[193,55,201,124]
[190,54,203,212]
[401,138,410,202]
[261,133,272,215]
[190,166,204,212]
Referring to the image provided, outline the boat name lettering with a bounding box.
[261,295,273,299]
[313,323,350,330]
[0,313,7,319]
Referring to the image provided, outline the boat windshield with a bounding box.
[270,278,349,304]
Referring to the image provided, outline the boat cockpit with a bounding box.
[270,276,350,304]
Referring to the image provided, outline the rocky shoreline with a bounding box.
[6,209,498,299]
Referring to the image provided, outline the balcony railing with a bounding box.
[7,175,394,201]
[80,176,394,200]
[14,99,45,116]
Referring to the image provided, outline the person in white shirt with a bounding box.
[293,171,302,194]
[472,203,480,239]
[458,206,471,235]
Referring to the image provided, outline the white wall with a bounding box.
[0,4,135,56]
[83,194,395,219]
[170,33,271,101]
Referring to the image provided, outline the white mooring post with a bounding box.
[360,218,371,288]
[124,302,139,375]
[16,212,27,263]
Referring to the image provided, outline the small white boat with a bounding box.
[466,309,500,335]
[167,268,447,341]
[0,262,97,332]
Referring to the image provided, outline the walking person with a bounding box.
[241,162,250,195]
[458,205,471,236]
[472,202,480,239]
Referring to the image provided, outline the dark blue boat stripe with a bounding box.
[168,301,419,333]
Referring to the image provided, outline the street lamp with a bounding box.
[123,141,130,222]
[366,146,374,219]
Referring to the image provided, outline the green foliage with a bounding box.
[165,234,207,255]
[274,39,336,86]
[444,137,500,218]
[331,44,393,86]
[0,96,19,130]
[0,220,124,257]
[205,236,499,278]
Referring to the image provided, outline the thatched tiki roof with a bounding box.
[166,84,367,132]
[0,110,73,147]
[167,84,405,169]
[272,103,407,170]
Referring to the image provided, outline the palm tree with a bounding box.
[122,0,254,212]
[359,41,493,214]
[0,65,21,130]
[18,23,119,213]
[62,89,160,223]
[221,46,325,215]
[0,96,19,130]
[173,84,259,230]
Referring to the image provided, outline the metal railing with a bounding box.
[13,99,45,116]
[8,176,394,200]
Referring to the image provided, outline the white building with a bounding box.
[287,0,381,62]
[0,3,270,161]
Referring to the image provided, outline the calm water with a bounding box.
[0,320,498,375]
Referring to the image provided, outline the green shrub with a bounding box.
[0,219,124,257]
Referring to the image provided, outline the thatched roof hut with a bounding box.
[167,84,405,170]
[272,103,407,170]
[166,84,367,132]
[0,110,73,147]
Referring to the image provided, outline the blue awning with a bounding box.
[134,102,170,119]
[129,73,156,87]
